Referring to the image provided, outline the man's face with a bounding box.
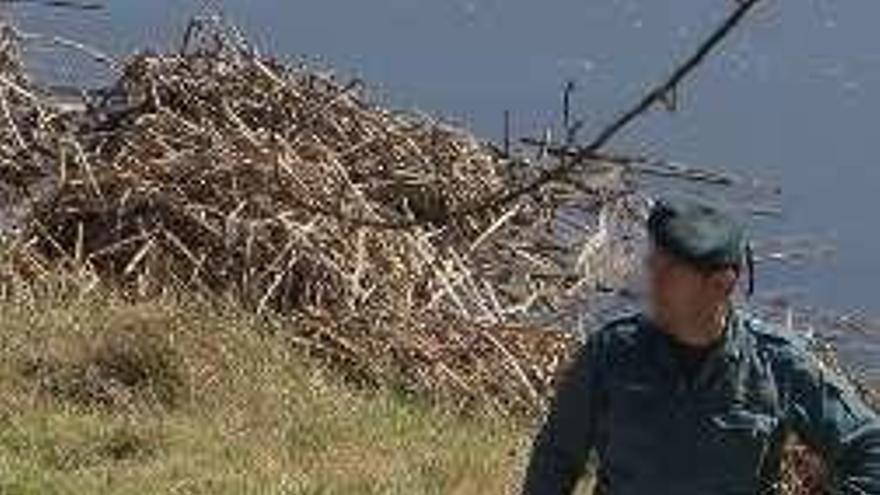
[646,245,735,330]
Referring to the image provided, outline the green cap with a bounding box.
[647,196,747,270]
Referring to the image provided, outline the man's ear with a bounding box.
[709,268,738,296]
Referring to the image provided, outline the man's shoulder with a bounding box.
[738,312,816,367]
[740,313,865,398]
[739,312,808,349]
[573,314,650,371]
[589,313,651,350]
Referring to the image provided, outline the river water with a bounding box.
[7,1,880,377]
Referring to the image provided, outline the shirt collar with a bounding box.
[720,308,746,362]
[644,307,746,385]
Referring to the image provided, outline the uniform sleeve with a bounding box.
[782,345,880,494]
[521,334,606,495]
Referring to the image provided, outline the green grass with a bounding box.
[0,290,587,494]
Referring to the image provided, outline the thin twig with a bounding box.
[9,27,118,70]
[447,0,763,221]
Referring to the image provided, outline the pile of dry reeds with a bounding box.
[0,23,68,204]
[0,17,647,415]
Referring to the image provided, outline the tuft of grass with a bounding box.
[0,290,575,494]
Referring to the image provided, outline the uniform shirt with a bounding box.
[667,335,722,381]
[522,311,880,495]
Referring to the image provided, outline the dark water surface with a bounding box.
[8,1,880,372]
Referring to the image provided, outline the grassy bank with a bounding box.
[0,291,588,494]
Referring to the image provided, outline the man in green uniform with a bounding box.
[522,197,880,494]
